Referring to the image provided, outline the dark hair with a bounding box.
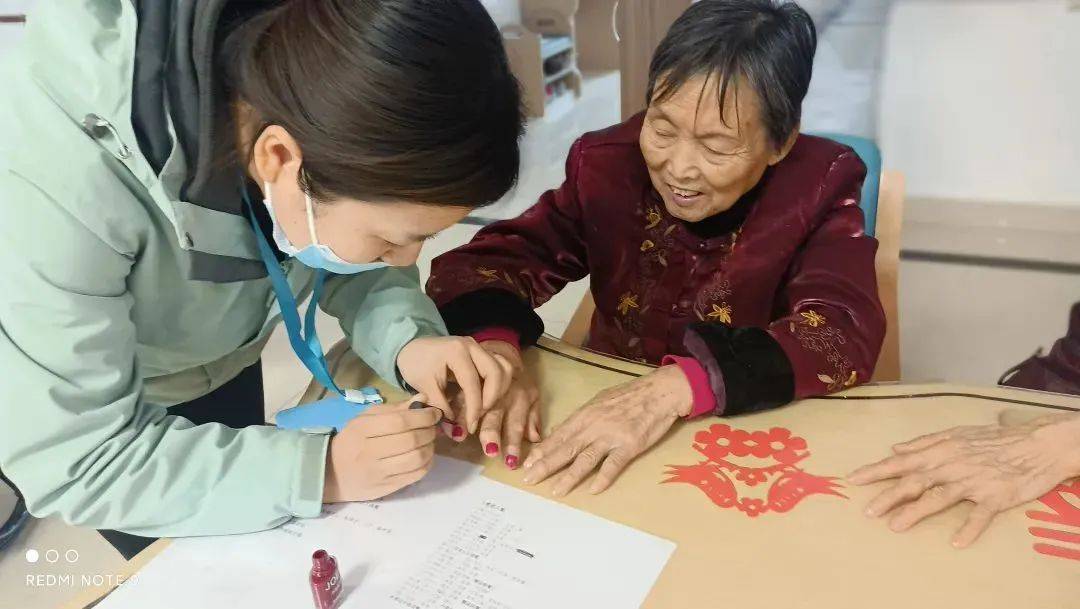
[226,0,523,207]
[647,0,816,149]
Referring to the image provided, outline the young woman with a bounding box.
[427,0,886,494]
[0,0,522,558]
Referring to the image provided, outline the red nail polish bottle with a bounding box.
[310,549,343,609]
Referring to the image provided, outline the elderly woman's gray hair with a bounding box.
[648,0,817,149]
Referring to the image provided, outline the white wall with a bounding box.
[0,22,24,57]
[0,0,30,59]
[0,0,31,11]
[801,1,893,138]
[880,0,1080,206]
[480,0,522,28]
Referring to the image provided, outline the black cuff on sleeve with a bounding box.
[437,289,545,348]
[684,323,795,416]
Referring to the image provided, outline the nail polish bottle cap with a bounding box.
[312,550,336,575]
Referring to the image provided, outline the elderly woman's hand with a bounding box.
[474,341,543,469]
[848,413,1080,548]
[521,366,693,496]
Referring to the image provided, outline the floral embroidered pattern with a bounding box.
[817,370,858,390]
[616,198,740,361]
[466,267,530,301]
[695,276,734,324]
[612,203,683,360]
[476,267,499,282]
[645,207,663,229]
[706,303,733,324]
[616,292,639,316]
[790,314,858,391]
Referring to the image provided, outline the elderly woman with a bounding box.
[426,0,886,493]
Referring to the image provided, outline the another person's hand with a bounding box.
[521,366,693,496]
[848,413,1080,548]
[477,339,524,375]
[396,336,514,432]
[323,397,444,502]
[476,373,542,470]
[471,340,541,469]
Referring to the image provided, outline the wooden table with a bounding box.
[69,337,1080,608]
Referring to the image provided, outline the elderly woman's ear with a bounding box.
[769,126,801,167]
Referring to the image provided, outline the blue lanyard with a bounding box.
[240,185,344,397]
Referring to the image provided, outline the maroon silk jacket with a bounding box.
[427,114,886,416]
[1001,302,1080,396]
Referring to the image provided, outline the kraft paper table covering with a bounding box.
[66,337,1080,609]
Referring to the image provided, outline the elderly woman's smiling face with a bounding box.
[640,73,797,223]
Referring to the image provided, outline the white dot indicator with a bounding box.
[65,549,80,563]
[25,549,39,563]
[45,549,59,563]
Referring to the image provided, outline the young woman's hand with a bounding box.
[396,336,514,432]
[322,397,443,502]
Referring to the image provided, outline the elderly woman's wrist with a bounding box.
[652,365,695,418]
[1065,416,1080,477]
[1048,414,1080,478]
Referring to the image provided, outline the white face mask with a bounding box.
[262,181,390,275]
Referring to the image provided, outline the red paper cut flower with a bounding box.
[665,424,845,519]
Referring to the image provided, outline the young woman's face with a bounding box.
[273,177,469,267]
[252,127,470,267]
[640,73,794,223]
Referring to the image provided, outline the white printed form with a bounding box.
[389,500,534,609]
[99,457,675,609]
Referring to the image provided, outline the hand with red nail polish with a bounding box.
[469,360,542,467]
[396,336,515,434]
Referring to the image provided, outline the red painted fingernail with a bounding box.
[505,455,519,469]
[452,426,464,439]
[485,442,499,455]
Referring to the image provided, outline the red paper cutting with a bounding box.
[662,424,845,517]
[1026,479,1080,562]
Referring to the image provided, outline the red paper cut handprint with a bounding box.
[662,424,845,518]
[1026,479,1080,562]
